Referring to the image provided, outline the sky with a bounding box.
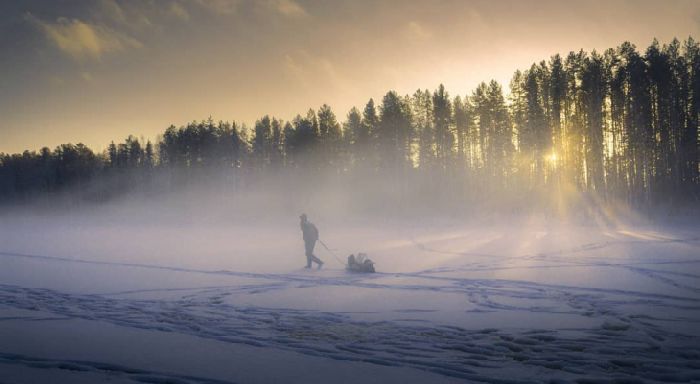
[1,0,700,154]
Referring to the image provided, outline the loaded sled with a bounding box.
[346,253,375,273]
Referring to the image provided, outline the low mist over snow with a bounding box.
[1,202,699,382]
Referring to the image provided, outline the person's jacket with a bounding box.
[301,221,319,243]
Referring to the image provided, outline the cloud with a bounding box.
[193,0,306,18]
[283,53,305,85]
[405,21,432,41]
[95,0,153,30]
[98,0,127,24]
[168,2,191,21]
[282,50,347,92]
[269,0,309,18]
[194,0,241,15]
[27,14,143,61]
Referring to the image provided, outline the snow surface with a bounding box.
[1,215,699,383]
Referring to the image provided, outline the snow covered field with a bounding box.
[1,214,699,383]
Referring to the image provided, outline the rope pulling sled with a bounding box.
[318,240,376,273]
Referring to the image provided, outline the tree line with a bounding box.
[1,38,699,213]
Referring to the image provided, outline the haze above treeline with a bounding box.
[1,38,699,218]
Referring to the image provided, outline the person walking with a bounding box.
[300,214,324,269]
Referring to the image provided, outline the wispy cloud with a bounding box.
[27,14,143,61]
[283,50,347,92]
[168,2,191,21]
[405,21,432,41]
[194,0,241,15]
[95,0,153,30]
[190,0,306,18]
[268,0,309,18]
[97,0,127,24]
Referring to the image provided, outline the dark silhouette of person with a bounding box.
[300,214,323,269]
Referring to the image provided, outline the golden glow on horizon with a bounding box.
[1,0,699,153]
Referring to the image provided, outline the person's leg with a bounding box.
[304,241,313,268]
[308,240,323,266]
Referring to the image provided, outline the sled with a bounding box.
[346,253,375,273]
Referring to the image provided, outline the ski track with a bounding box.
[1,234,700,382]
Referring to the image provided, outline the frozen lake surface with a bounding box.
[1,215,699,383]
